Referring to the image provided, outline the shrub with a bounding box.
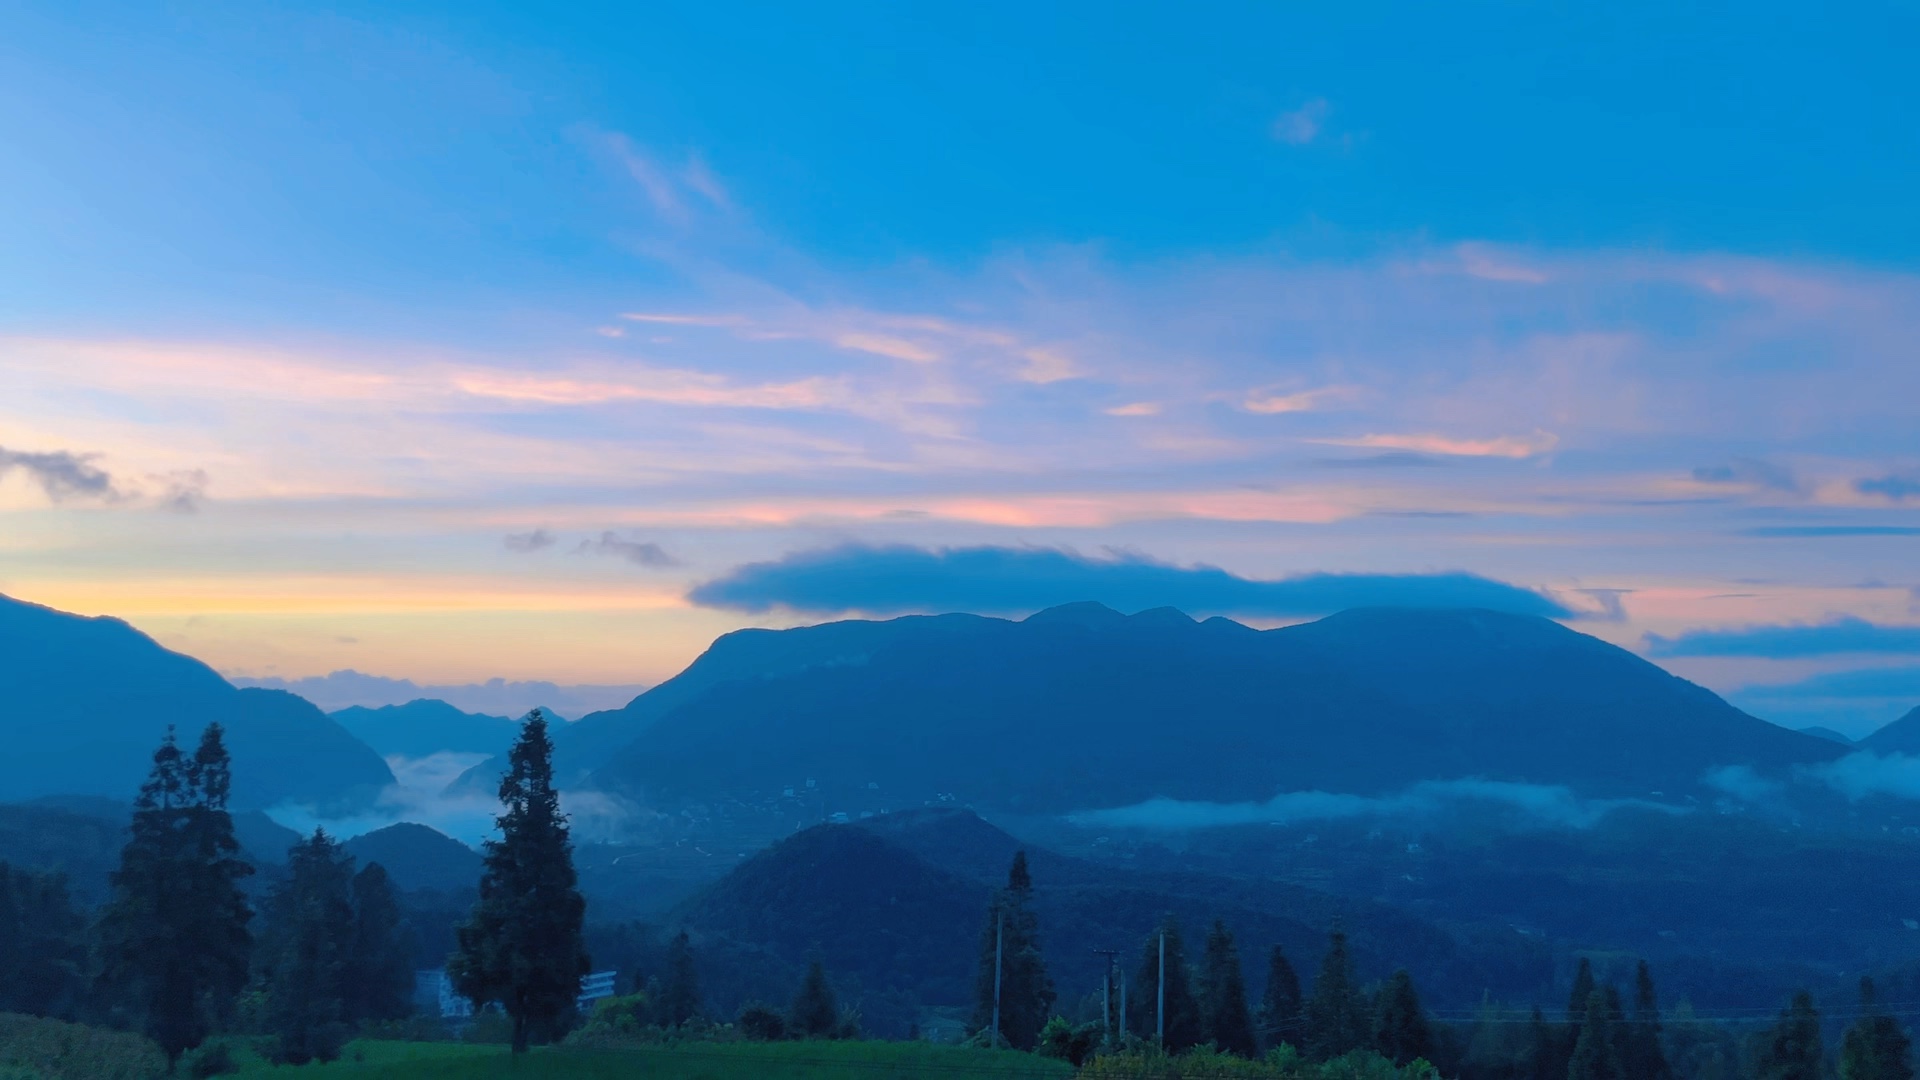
[738,1003,788,1041]
[180,1038,237,1079]
[1036,1016,1103,1067]
[461,1008,516,1045]
[0,1013,166,1080]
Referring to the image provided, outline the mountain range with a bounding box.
[473,603,1847,815]
[330,699,522,759]
[0,593,394,811]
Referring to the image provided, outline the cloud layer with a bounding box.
[1070,778,1674,831]
[686,543,1572,619]
[1646,616,1920,658]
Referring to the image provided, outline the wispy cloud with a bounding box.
[687,542,1571,619]
[1692,459,1800,493]
[833,333,939,362]
[1313,431,1560,459]
[503,529,556,553]
[156,469,208,513]
[1858,472,1920,501]
[577,531,679,567]
[1271,98,1330,145]
[1242,386,1352,415]
[0,445,120,502]
[1313,452,1447,469]
[1647,616,1920,658]
[592,130,734,226]
[1740,526,1920,538]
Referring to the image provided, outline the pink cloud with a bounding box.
[1243,386,1354,415]
[1316,430,1561,459]
[833,333,940,362]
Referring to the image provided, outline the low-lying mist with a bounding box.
[1068,777,1684,832]
[265,752,648,848]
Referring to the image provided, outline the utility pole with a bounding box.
[1156,930,1166,1049]
[1119,965,1128,1040]
[1093,948,1120,1041]
[991,907,1004,1046]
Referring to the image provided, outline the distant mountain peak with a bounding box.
[1022,600,1128,627]
[1862,706,1920,755]
[0,593,393,810]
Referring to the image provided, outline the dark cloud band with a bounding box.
[0,445,118,501]
[1646,616,1920,658]
[686,543,1572,620]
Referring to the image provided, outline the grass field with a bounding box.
[231,1039,1076,1079]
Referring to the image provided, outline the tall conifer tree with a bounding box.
[260,829,356,1064]
[790,959,839,1038]
[1570,991,1624,1080]
[1626,961,1673,1080]
[1129,917,1203,1052]
[1199,920,1259,1057]
[1258,945,1306,1051]
[970,851,1055,1050]
[1305,924,1368,1061]
[1757,991,1824,1080]
[346,862,415,1024]
[450,711,590,1053]
[658,929,703,1027]
[1841,979,1913,1080]
[97,725,253,1061]
[1374,969,1434,1065]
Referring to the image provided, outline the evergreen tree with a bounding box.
[1129,918,1203,1052]
[1625,962,1673,1080]
[1756,991,1824,1080]
[184,723,254,1017]
[450,711,591,1053]
[1566,957,1597,1044]
[1605,985,1631,1077]
[969,851,1055,1050]
[1554,957,1597,1080]
[1528,1006,1557,1080]
[1374,969,1435,1065]
[1570,991,1624,1080]
[0,861,87,1019]
[346,862,415,1024]
[1305,924,1368,1061]
[260,829,356,1064]
[790,960,839,1038]
[1199,920,1259,1058]
[1258,945,1306,1052]
[97,725,254,1061]
[658,930,703,1027]
[1841,979,1913,1080]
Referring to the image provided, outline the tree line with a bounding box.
[940,851,1920,1080]
[573,841,1920,1080]
[0,713,592,1065]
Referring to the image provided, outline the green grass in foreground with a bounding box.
[231,1039,1075,1079]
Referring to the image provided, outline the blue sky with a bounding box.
[2,2,1917,732]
